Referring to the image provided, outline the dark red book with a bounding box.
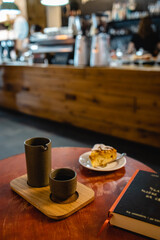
[108,170,160,239]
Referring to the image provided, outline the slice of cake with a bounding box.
[89,144,117,167]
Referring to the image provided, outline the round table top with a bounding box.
[0,147,154,240]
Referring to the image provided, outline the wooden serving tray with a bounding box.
[10,174,95,220]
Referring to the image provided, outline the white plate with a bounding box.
[79,151,126,172]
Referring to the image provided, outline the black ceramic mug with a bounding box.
[24,137,51,187]
[49,168,77,201]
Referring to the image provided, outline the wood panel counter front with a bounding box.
[0,64,160,147]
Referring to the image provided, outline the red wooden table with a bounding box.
[0,147,154,240]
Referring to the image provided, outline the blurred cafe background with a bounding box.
[0,0,160,172]
[0,0,160,66]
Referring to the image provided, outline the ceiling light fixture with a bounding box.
[0,0,21,15]
[40,0,69,6]
[3,0,15,2]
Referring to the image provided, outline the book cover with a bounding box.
[109,170,160,239]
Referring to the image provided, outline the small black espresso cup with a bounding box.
[49,168,77,201]
[24,137,51,187]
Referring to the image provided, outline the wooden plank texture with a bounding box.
[27,0,46,28]
[0,65,160,147]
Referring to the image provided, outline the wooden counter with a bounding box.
[0,63,160,148]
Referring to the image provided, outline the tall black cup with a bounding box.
[24,137,51,187]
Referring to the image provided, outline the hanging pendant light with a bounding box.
[41,0,69,6]
[0,0,21,15]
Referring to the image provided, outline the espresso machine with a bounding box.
[90,13,110,67]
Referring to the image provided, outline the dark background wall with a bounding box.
[79,0,157,15]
